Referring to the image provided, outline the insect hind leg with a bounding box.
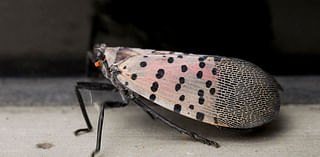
[132,98,219,147]
[74,81,117,136]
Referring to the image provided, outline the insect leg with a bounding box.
[132,98,219,148]
[91,103,105,157]
[74,82,115,136]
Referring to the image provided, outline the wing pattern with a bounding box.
[116,50,227,127]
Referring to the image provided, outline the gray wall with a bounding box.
[0,0,92,76]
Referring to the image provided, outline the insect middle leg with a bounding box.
[74,81,116,135]
[132,98,220,148]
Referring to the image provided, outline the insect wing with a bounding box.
[116,51,227,127]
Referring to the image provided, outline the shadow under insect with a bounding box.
[143,100,287,145]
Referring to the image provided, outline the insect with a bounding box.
[74,44,281,156]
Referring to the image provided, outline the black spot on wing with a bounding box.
[168,57,174,63]
[214,117,218,123]
[212,68,217,75]
[196,71,203,79]
[198,89,204,96]
[131,74,137,80]
[156,69,165,79]
[174,104,181,113]
[198,56,208,61]
[196,112,204,121]
[140,61,147,67]
[181,65,188,72]
[149,94,156,101]
[206,80,212,88]
[175,84,181,92]
[189,105,194,110]
[214,56,221,61]
[150,82,159,92]
[199,62,205,68]
[199,97,205,105]
[179,95,185,101]
[210,88,216,95]
[179,77,185,84]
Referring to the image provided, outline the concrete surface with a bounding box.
[0,104,319,157]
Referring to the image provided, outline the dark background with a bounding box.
[1,0,320,76]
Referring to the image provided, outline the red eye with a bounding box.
[94,61,101,67]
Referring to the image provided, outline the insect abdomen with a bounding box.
[214,57,280,129]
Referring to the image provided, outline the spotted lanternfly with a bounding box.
[74,44,281,156]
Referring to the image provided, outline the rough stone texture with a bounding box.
[0,104,319,157]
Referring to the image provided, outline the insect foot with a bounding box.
[189,132,220,148]
[74,128,92,136]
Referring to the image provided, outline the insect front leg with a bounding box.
[132,98,219,148]
[74,81,118,136]
[91,103,105,157]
